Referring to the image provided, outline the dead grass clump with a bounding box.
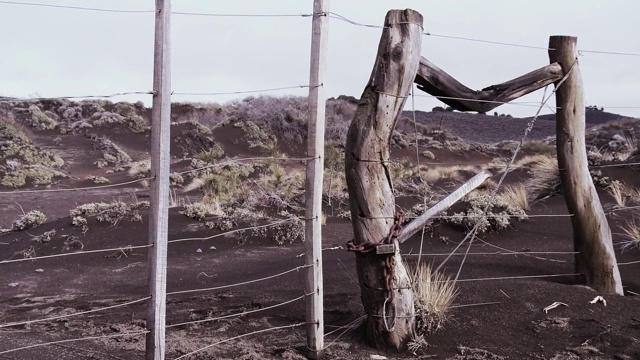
[410,263,457,336]
[12,209,47,231]
[180,201,224,220]
[497,184,529,211]
[618,218,640,252]
[87,175,110,184]
[523,155,560,201]
[607,181,628,208]
[521,140,555,155]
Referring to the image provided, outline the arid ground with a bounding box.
[0,97,639,359]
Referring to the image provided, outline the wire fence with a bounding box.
[0,1,638,357]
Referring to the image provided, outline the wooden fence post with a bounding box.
[146,0,172,359]
[345,9,423,351]
[304,0,329,358]
[548,35,623,295]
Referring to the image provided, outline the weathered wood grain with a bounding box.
[549,35,623,295]
[415,57,563,113]
[345,8,422,351]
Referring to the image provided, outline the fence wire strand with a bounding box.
[167,264,312,296]
[173,322,305,360]
[0,91,152,103]
[0,330,149,356]
[167,293,309,328]
[1,244,152,265]
[0,297,149,329]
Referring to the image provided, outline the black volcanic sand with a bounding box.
[1,111,639,359]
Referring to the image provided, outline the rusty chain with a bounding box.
[346,211,404,332]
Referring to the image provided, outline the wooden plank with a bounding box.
[549,36,623,295]
[397,171,491,244]
[304,1,329,358]
[415,57,563,113]
[146,0,171,359]
[345,9,423,351]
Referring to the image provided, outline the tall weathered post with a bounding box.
[549,36,623,295]
[304,0,329,358]
[345,9,422,351]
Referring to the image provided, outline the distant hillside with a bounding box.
[532,107,629,125]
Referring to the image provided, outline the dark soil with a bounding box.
[1,104,639,359]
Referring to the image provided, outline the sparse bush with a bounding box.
[1,165,67,187]
[87,175,110,184]
[128,160,151,178]
[447,193,528,232]
[180,201,223,220]
[421,150,436,160]
[12,210,47,231]
[70,200,148,227]
[272,218,304,244]
[170,172,184,186]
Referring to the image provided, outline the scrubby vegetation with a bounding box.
[12,210,47,231]
[447,192,528,233]
[0,121,66,187]
[70,200,149,228]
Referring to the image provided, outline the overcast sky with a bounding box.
[1,0,638,118]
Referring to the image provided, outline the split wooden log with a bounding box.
[397,171,491,244]
[549,35,623,295]
[345,9,422,351]
[415,57,563,113]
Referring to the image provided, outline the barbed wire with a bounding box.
[0,330,149,356]
[167,293,309,328]
[173,322,306,360]
[0,297,149,329]
[167,264,311,296]
[0,244,152,265]
[0,91,152,103]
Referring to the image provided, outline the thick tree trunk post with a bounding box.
[549,36,623,295]
[345,9,422,351]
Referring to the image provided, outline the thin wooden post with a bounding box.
[146,0,171,359]
[304,0,329,358]
[345,9,422,351]
[549,36,623,295]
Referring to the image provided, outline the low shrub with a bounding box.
[12,210,47,231]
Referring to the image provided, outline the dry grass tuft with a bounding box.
[523,155,560,201]
[607,181,628,208]
[410,263,457,337]
[497,184,529,211]
[618,218,640,252]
